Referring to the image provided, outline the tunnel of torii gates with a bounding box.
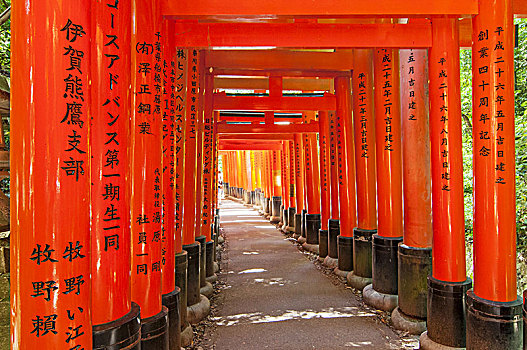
[8,0,527,349]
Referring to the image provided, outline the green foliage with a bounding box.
[0,1,10,75]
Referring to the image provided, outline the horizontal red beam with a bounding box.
[214,93,336,111]
[173,22,432,48]
[207,50,354,71]
[219,141,283,151]
[214,68,349,78]
[217,122,319,134]
[218,116,302,122]
[220,133,295,140]
[162,0,477,17]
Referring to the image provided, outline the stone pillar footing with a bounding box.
[302,242,319,255]
[333,267,350,278]
[141,307,169,349]
[392,306,426,335]
[93,302,141,350]
[346,273,372,291]
[187,294,211,325]
[363,284,398,312]
[200,281,214,298]
[323,255,338,269]
[425,277,472,348]
[466,290,523,350]
[419,332,466,350]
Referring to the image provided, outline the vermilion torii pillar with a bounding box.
[334,76,357,276]
[270,150,283,224]
[280,141,290,229]
[392,48,432,335]
[420,18,471,350]
[182,49,210,326]
[363,45,403,312]
[173,48,193,346]
[12,2,93,348]
[286,140,297,233]
[91,0,141,348]
[303,122,322,251]
[318,111,331,261]
[293,134,306,238]
[468,1,522,348]
[326,110,340,265]
[348,49,377,291]
[131,0,169,347]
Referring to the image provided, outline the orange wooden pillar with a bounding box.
[182,49,206,318]
[348,49,377,290]
[335,76,356,274]
[90,0,141,348]
[285,141,297,233]
[293,134,305,236]
[396,48,433,328]
[364,46,403,311]
[270,150,283,223]
[303,119,322,247]
[201,72,217,289]
[173,48,193,345]
[11,2,93,348]
[327,110,340,261]
[262,150,271,215]
[280,141,290,226]
[130,0,169,347]
[422,18,471,349]
[318,111,331,260]
[468,1,522,347]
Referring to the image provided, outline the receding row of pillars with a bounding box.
[222,9,523,350]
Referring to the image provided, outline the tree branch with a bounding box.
[0,7,10,27]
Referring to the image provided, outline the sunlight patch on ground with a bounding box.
[345,341,374,347]
[242,251,259,255]
[212,307,376,327]
[221,219,268,223]
[253,225,276,229]
[238,268,267,274]
[252,277,289,286]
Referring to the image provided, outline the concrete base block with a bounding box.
[206,273,218,284]
[323,256,338,269]
[392,306,426,335]
[213,261,219,273]
[270,216,281,224]
[180,324,193,347]
[200,281,214,298]
[302,242,319,255]
[317,256,325,263]
[419,331,466,350]
[293,233,301,240]
[333,267,350,278]
[187,294,210,325]
[363,284,398,312]
[218,236,225,244]
[285,226,295,234]
[297,236,306,244]
[346,272,372,291]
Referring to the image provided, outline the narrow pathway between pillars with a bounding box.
[203,199,413,349]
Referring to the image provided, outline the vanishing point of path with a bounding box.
[202,199,416,349]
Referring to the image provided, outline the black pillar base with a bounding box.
[282,208,288,231]
[319,229,328,259]
[424,276,472,348]
[466,290,523,350]
[205,241,216,283]
[306,214,321,244]
[294,213,302,236]
[175,252,189,330]
[93,302,141,350]
[301,209,307,238]
[162,288,181,350]
[337,235,353,272]
[328,219,339,259]
[397,244,431,320]
[270,196,282,223]
[287,207,296,232]
[264,197,271,216]
[141,307,169,350]
[352,228,374,279]
[279,204,284,224]
[183,243,200,306]
[195,235,207,289]
[372,234,402,295]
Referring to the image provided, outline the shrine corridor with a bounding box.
[202,199,415,349]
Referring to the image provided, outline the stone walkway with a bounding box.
[203,199,416,349]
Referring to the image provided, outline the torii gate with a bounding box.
[10,0,526,349]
